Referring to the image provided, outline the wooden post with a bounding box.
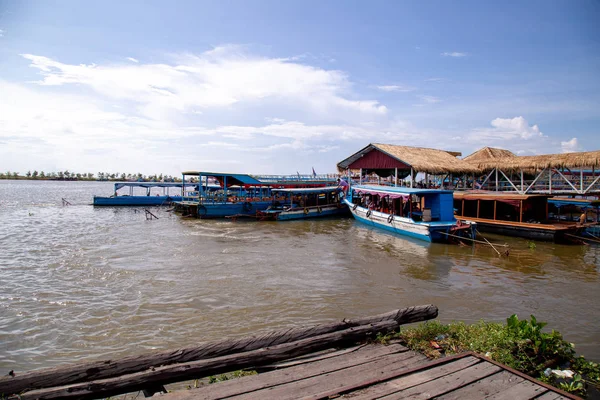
[493,200,497,220]
[519,200,523,222]
[520,169,524,193]
[461,199,464,216]
[477,199,480,218]
[495,168,498,191]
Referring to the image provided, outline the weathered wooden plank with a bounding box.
[380,360,502,399]
[535,391,570,400]
[166,344,415,400]
[433,370,525,399]
[8,321,400,400]
[0,305,437,396]
[343,356,481,400]
[228,352,430,400]
[163,344,412,400]
[485,380,549,400]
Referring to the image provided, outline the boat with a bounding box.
[255,187,348,221]
[344,185,475,243]
[453,191,590,242]
[93,182,201,206]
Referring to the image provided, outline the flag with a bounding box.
[312,167,317,178]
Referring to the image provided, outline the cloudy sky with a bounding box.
[1,1,599,175]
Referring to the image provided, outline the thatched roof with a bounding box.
[337,143,480,174]
[463,147,516,163]
[467,149,600,171]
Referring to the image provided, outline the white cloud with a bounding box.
[441,52,467,57]
[561,137,581,153]
[417,95,441,104]
[0,29,4,37]
[424,77,445,82]
[21,46,387,118]
[489,116,544,139]
[375,85,415,92]
[126,57,139,63]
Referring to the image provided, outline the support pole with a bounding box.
[581,168,584,191]
[495,168,499,191]
[493,200,497,220]
[410,167,414,188]
[520,169,524,192]
[520,200,523,222]
[461,199,464,216]
[477,199,480,218]
[394,167,398,187]
[549,168,552,194]
[359,169,362,185]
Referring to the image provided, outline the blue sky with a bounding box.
[1,0,599,175]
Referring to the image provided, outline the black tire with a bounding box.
[387,214,394,223]
[352,204,358,211]
[243,202,252,212]
[304,208,309,215]
[198,205,207,217]
[366,210,372,218]
[317,207,322,214]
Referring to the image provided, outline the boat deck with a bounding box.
[162,342,577,400]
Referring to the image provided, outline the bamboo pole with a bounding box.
[476,229,502,256]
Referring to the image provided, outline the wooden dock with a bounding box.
[163,342,577,400]
[0,305,579,400]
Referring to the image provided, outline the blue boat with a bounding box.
[344,185,475,243]
[256,187,348,221]
[173,172,276,218]
[93,182,201,206]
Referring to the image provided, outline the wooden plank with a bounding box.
[229,351,429,400]
[165,344,412,400]
[485,379,549,400]
[380,360,502,399]
[343,356,481,400]
[9,321,401,400]
[535,391,570,400]
[433,370,525,399]
[0,305,438,396]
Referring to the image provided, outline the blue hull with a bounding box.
[276,206,348,221]
[93,195,183,206]
[174,201,273,218]
[352,211,433,242]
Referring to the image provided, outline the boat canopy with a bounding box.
[114,182,197,191]
[181,172,263,186]
[453,192,547,201]
[271,186,341,195]
[353,185,453,199]
[549,198,594,208]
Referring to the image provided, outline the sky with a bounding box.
[0,0,599,176]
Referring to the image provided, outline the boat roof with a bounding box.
[353,184,454,195]
[272,186,341,194]
[114,182,197,190]
[453,191,548,200]
[181,172,263,185]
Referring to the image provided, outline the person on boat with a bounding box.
[337,178,349,194]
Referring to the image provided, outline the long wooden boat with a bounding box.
[173,172,336,218]
[344,185,475,243]
[256,187,348,221]
[453,191,590,242]
[93,182,202,206]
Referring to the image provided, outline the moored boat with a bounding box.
[256,187,348,221]
[93,182,201,206]
[453,191,590,242]
[344,185,475,243]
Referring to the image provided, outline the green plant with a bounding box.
[527,241,536,249]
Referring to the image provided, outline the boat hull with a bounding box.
[93,195,183,206]
[266,204,349,221]
[458,218,583,242]
[174,201,273,218]
[344,199,466,243]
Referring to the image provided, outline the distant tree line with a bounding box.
[0,170,182,182]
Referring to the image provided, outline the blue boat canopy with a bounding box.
[182,171,263,186]
[114,182,197,190]
[352,185,454,196]
[272,186,341,194]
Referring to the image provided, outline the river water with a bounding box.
[0,180,599,372]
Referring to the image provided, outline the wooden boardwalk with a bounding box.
[163,342,578,400]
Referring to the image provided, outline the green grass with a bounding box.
[396,315,599,397]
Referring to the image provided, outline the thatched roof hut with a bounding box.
[467,149,600,172]
[463,147,516,163]
[337,143,480,175]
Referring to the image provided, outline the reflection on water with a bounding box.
[0,180,599,371]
